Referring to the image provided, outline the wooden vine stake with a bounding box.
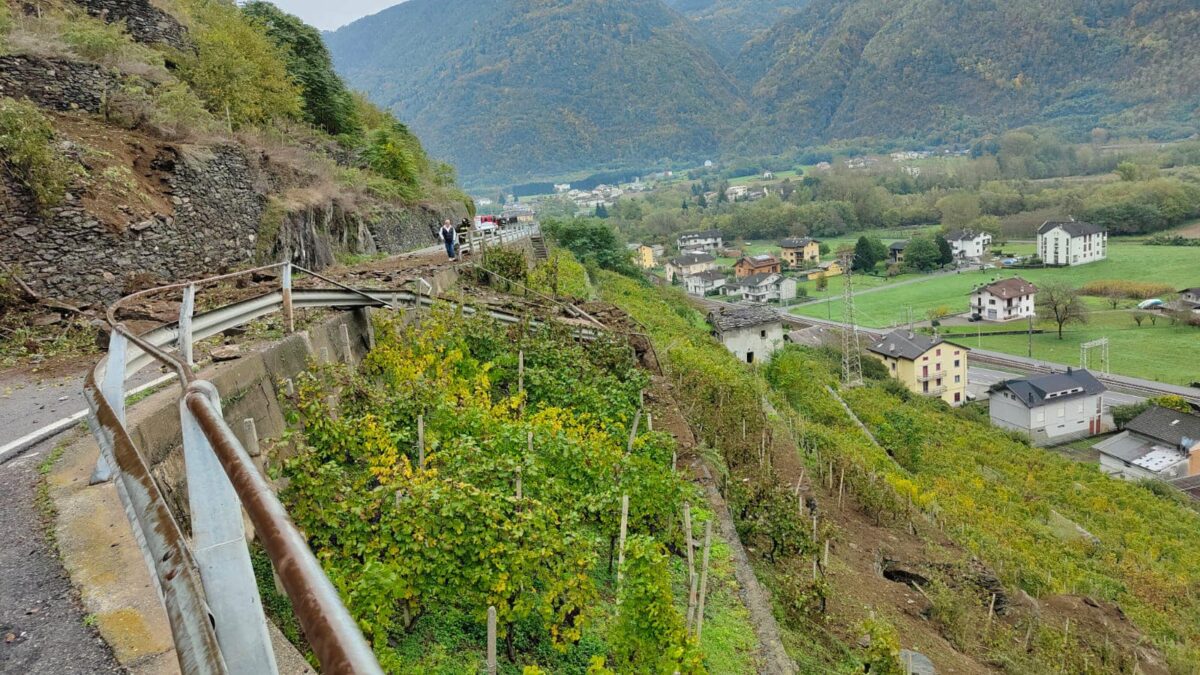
[695,520,713,640]
[671,450,677,472]
[682,503,698,629]
[646,412,653,432]
[517,350,525,413]
[515,466,522,500]
[616,494,630,587]
[417,414,425,470]
[626,409,642,454]
[823,539,830,568]
[486,606,497,675]
[837,467,846,510]
[986,593,997,636]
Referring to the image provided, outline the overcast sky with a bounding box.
[268,0,405,31]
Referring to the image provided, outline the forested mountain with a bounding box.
[327,0,1200,184]
[662,0,810,64]
[732,0,1200,152]
[326,0,743,184]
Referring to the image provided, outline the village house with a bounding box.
[779,237,820,267]
[867,330,970,406]
[1037,220,1107,266]
[683,270,727,297]
[635,244,663,270]
[989,369,1107,445]
[1178,287,1200,312]
[889,241,908,264]
[664,252,716,282]
[944,229,993,260]
[728,273,797,304]
[725,185,749,201]
[1094,406,1200,484]
[708,305,784,365]
[735,254,782,278]
[970,277,1037,322]
[796,259,844,282]
[677,230,724,253]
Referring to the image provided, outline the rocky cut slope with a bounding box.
[0,0,469,307]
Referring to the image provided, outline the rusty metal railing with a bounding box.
[84,227,554,674]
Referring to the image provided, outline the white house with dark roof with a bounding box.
[1094,406,1200,482]
[708,305,784,364]
[989,369,1107,445]
[944,230,992,260]
[664,252,716,282]
[677,230,723,253]
[970,277,1037,322]
[683,270,727,297]
[727,273,797,304]
[1037,220,1107,266]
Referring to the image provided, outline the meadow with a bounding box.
[789,242,1199,382]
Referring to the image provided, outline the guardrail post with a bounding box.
[180,283,196,368]
[281,262,295,334]
[181,381,278,675]
[90,331,128,485]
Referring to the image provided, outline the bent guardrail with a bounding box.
[82,223,583,674]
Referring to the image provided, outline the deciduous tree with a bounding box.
[1038,282,1089,339]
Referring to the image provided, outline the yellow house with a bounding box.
[779,237,820,267]
[866,330,970,406]
[637,245,657,269]
[799,259,843,281]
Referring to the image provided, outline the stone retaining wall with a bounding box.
[71,0,191,50]
[0,55,122,114]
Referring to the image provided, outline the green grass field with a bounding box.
[790,242,1200,383]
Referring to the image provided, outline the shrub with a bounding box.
[176,0,302,128]
[0,98,83,209]
[361,126,421,196]
[610,536,703,673]
[478,248,528,290]
[1079,279,1175,300]
[855,615,904,674]
[241,2,360,137]
[62,17,127,61]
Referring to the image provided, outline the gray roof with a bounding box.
[867,330,960,360]
[890,240,909,251]
[1181,287,1200,295]
[944,229,986,241]
[1038,220,1106,237]
[1125,406,1200,447]
[708,305,781,332]
[679,229,722,241]
[780,237,817,248]
[687,270,726,282]
[669,252,715,266]
[735,273,779,288]
[997,369,1105,409]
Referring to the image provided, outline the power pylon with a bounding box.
[839,251,863,387]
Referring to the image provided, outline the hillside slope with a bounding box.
[663,0,810,64]
[326,0,744,184]
[732,0,1200,150]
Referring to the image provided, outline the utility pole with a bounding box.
[1027,315,1034,358]
[839,252,863,388]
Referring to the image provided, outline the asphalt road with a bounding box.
[0,437,121,675]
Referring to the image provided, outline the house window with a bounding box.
[936,349,942,356]
[890,362,896,371]
[955,375,961,383]
[747,352,754,364]
[760,329,767,338]
[954,359,960,368]
[954,392,961,403]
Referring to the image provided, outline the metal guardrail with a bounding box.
[81,223,586,674]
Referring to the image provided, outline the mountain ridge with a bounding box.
[328,0,1200,184]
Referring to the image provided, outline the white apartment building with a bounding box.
[1037,221,1107,266]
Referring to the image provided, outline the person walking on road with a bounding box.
[440,219,458,261]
